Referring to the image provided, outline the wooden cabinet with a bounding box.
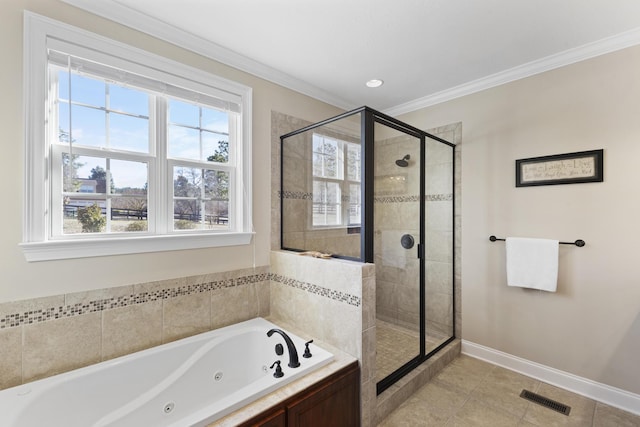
[240,361,360,427]
[248,408,286,427]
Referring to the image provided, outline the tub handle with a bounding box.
[270,360,284,378]
[303,340,314,358]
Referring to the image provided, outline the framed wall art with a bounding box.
[515,149,603,187]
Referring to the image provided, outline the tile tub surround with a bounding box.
[0,266,270,390]
[270,249,376,427]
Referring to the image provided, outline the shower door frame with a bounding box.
[279,106,456,394]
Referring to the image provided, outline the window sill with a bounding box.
[20,232,254,262]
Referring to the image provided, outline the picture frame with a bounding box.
[515,149,603,187]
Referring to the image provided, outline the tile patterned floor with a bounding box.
[376,320,449,382]
[378,355,640,426]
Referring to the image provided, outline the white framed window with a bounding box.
[21,13,253,261]
[311,134,361,227]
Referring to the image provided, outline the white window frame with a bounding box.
[21,12,253,261]
[311,133,361,229]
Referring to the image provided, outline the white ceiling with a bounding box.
[64,0,640,114]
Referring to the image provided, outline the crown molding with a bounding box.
[61,0,640,116]
[59,0,354,111]
[385,26,640,116]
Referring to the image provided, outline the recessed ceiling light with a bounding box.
[366,79,384,88]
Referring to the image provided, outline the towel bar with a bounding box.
[489,235,585,247]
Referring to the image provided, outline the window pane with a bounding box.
[109,84,149,116]
[110,197,148,233]
[347,143,361,181]
[63,155,107,194]
[203,200,229,230]
[69,73,105,107]
[168,125,199,160]
[172,167,230,231]
[349,183,361,225]
[173,167,201,197]
[70,105,106,148]
[203,132,228,163]
[203,169,229,200]
[63,199,105,235]
[109,113,149,153]
[201,107,228,133]
[110,159,148,193]
[312,135,341,179]
[313,180,341,226]
[58,99,71,143]
[169,99,199,127]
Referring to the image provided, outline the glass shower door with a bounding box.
[373,120,423,385]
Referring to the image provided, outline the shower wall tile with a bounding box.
[362,276,376,331]
[272,111,315,251]
[23,312,102,383]
[426,261,454,295]
[376,279,398,324]
[426,161,454,195]
[425,230,454,263]
[103,300,163,360]
[426,200,454,232]
[426,292,453,327]
[0,326,22,389]
[426,138,454,165]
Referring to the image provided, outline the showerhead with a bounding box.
[395,154,410,167]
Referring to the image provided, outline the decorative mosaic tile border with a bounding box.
[0,273,269,330]
[375,195,420,203]
[375,193,452,203]
[282,191,452,203]
[270,273,361,307]
[426,193,454,202]
[280,190,312,200]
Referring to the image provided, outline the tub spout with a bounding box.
[267,329,300,368]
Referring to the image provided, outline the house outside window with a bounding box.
[22,13,253,261]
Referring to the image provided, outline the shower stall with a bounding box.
[280,106,455,393]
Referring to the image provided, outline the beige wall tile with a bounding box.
[211,285,259,330]
[0,327,22,389]
[23,313,101,383]
[102,301,163,360]
[163,292,211,343]
[0,295,65,320]
[65,285,134,306]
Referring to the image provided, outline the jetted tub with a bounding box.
[0,317,333,427]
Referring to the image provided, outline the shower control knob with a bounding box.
[401,234,415,249]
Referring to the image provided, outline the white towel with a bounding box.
[506,237,559,292]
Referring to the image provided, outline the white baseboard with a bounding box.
[461,340,640,416]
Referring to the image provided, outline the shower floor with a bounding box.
[376,319,449,382]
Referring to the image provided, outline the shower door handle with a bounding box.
[417,243,424,259]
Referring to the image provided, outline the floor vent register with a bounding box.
[520,389,571,416]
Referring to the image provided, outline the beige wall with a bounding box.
[399,45,640,394]
[0,0,342,303]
